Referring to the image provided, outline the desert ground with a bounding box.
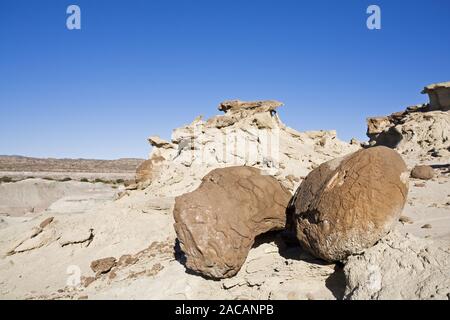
[0,83,449,300]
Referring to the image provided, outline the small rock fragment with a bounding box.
[90,257,116,274]
[414,182,426,187]
[411,165,434,180]
[39,217,54,229]
[81,276,95,288]
[399,216,414,224]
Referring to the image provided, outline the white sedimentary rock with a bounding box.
[344,231,450,300]
[140,99,359,194]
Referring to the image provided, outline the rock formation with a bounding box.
[148,136,174,149]
[90,257,117,275]
[366,82,450,165]
[344,231,450,300]
[291,146,409,262]
[173,166,291,279]
[135,155,165,187]
[136,99,359,194]
[410,165,434,180]
[2,89,448,300]
[422,81,450,111]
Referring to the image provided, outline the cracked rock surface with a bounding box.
[173,166,291,279]
[366,104,450,166]
[344,231,450,300]
[292,146,409,261]
[134,99,359,194]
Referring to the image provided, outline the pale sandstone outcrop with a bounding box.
[148,136,174,149]
[173,166,291,279]
[366,82,450,166]
[366,107,450,162]
[291,146,409,261]
[344,231,450,300]
[0,178,118,217]
[422,81,450,111]
[134,155,165,187]
[137,99,359,193]
[366,116,391,140]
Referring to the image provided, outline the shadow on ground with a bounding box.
[173,229,347,299]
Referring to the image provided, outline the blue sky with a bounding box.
[1,0,449,159]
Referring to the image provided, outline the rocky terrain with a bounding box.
[0,179,121,217]
[0,82,449,300]
[366,105,450,165]
[0,156,144,182]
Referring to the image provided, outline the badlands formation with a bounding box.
[0,82,449,300]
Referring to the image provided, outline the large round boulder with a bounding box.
[291,146,409,262]
[173,166,291,279]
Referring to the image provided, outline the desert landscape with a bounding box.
[0,82,449,300]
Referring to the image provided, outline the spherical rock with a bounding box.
[292,146,409,262]
[410,165,434,180]
[173,166,291,279]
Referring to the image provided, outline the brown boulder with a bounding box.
[135,155,165,184]
[147,136,174,149]
[173,166,291,279]
[39,217,54,229]
[291,146,409,262]
[422,81,450,111]
[410,165,434,180]
[205,100,283,129]
[90,257,116,274]
[366,116,391,137]
[218,100,283,113]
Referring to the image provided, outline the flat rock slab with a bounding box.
[344,231,450,300]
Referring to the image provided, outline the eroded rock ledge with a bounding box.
[344,231,450,300]
[366,82,450,164]
[135,99,358,193]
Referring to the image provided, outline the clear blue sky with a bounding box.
[1,0,449,159]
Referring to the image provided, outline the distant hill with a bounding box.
[0,155,145,173]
